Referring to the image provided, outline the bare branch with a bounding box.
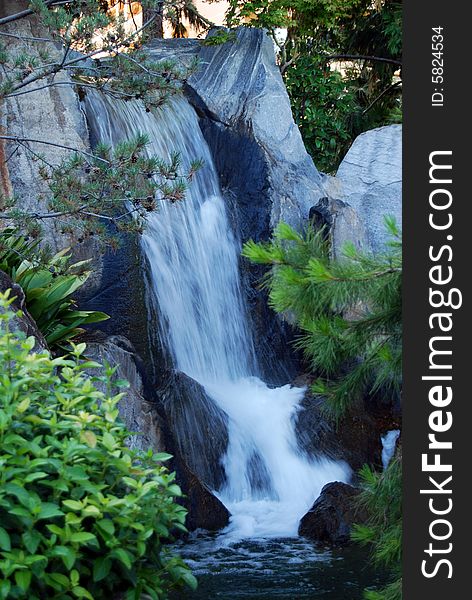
[362,81,402,115]
[324,54,402,67]
[0,31,55,43]
[0,135,109,163]
[4,80,135,100]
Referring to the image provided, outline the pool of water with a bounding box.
[171,533,385,600]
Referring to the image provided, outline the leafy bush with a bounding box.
[0,228,108,347]
[0,291,196,600]
[284,52,360,173]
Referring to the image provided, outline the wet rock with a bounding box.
[298,482,367,545]
[336,125,402,253]
[296,391,383,472]
[84,334,166,452]
[173,456,230,532]
[161,371,229,491]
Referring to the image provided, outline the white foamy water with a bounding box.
[381,429,400,470]
[85,93,350,539]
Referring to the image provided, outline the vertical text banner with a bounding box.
[404,0,469,598]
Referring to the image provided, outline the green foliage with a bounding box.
[0,1,196,106]
[1,134,200,247]
[227,0,402,171]
[0,228,108,347]
[0,290,196,599]
[284,51,360,172]
[243,217,402,419]
[352,458,402,600]
[201,29,237,46]
[243,217,402,598]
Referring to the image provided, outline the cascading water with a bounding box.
[85,93,350,539]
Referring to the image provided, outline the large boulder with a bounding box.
[171,456,230,532]
[186,27,325,235]
[160,371,229,491]
[295,389,383,473]
[335,125,402,253]
[298,481,367,545]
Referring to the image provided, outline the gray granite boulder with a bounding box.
[336,125,402,253]
[187,27,325,234]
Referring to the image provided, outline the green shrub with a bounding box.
[0,291,196,600]
[0,228,108,348]
[284,52,361,173]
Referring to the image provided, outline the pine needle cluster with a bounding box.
[1,136,202,248]
[243,216,402,420]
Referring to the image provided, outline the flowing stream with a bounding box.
[85,93,349,541]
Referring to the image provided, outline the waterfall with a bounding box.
[85,93,350,538]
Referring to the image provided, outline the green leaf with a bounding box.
[0,527,11,551]
[22,530,41,554]
[93,557,112,582]
[111,548,132,570]
[48,572,70,588]
[96,519,115,536]
[37,502,64,520]
[63,500,83,511]
[70,532,97,544]
[182,571,198,591]
[15,570,32,593]
[73,586,94,600]
[51,546,77,570]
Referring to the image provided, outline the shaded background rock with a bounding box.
[0,270,47,351]
[84,333,165,452]
[298,482,367,545]
[309,197,368,259]
[295,391,384,473]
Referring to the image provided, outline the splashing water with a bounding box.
[85,93,350,539]
[381,429,400,470]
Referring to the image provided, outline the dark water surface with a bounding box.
[171,534,386,600]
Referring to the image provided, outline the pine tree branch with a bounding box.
[2,14,158,96]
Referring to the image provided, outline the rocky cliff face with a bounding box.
[0,1,101,293]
